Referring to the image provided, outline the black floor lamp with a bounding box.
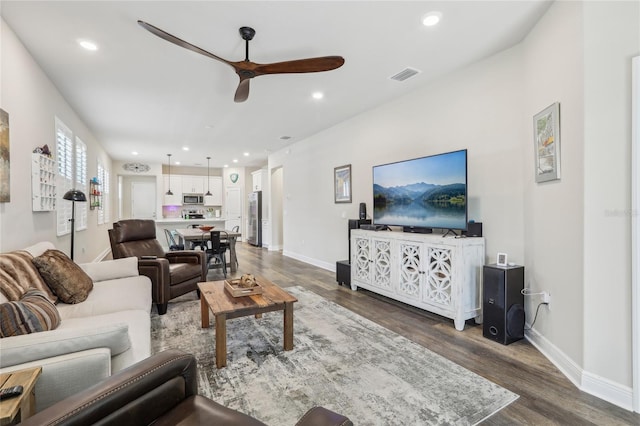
[63,189,87,260]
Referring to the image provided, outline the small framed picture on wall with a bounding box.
[334,164,352,203]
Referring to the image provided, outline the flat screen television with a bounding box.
[373,149,467,232]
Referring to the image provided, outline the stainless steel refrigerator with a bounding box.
[247,191,262,246]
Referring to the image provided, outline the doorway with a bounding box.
[226,187,242,238]
[270,167,284,251]
[131,181,156,219]
[117,175,156,220]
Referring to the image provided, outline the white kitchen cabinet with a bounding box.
[351,229,485,331]
[163,175,182,200]
[181,175,205,194]
[251,169,267,192]
[203,176,223,206]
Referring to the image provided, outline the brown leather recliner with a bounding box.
[108,219,206,315]
[20,349,353,426]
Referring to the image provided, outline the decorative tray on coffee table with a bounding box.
[224,278,263,297]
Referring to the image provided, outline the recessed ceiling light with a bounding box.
[132,151,138,156]
[422,11,442,27]
[182,146,189,151]
[78,39,98,51]
[224,164,229,168]
[312,92,324,100]
[175,161,181,165]
[232,159,238,163]
[243,152,250,156]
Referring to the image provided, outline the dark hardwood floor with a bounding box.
[209,242,640,425]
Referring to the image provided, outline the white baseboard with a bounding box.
[282,250,335,272]
[526,328,633,411]
[93,247,111,262]
[269,244,283,251]
[582,371,633,411]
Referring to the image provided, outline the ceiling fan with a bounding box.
[138,21,345,102]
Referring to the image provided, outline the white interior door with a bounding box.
[225,187,242,237]
[131,181,156,219]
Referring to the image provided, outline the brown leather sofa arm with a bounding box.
[295,406,353,426]
[166,250,205,265]
[21,349,198,426]
[20,350,353,426]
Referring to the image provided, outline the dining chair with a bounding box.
[164,228,185,251]
[230,225,240,267]
[186,224,207,250]
[204,230,228,277]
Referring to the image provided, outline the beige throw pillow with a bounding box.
[32,250,93,304]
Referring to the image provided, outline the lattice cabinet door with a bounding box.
[397,240,423,301]
[423,247,453,309]
[370,237,392,291]
[352,235,371,283]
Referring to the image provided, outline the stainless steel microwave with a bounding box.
[182,194,203,204]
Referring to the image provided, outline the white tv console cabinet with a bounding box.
[350,229,485,331]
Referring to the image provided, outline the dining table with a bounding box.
[175,228,241,273]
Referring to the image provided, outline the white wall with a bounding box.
[270,45,525,269]
[268,1,640,410]
[582,0,639,403]
[0,19,112,262]
[521,0,586,378]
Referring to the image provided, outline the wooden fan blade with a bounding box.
[252,56,345,75]
[138,20,233,68]
[234,78,251,103]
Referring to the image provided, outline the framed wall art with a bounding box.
[334,164,352,203]
[534,102,561,183]
[0,109,9,202]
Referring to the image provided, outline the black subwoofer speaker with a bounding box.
[483,264,525,345]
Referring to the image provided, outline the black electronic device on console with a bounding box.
[359,203,367,220]
[360,224,388,231]
[462,221,483,237]
[402,226,433,234]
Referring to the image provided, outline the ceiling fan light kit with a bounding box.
[138,20,345,102]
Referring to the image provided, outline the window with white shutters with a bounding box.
[56,118,73,236]
[75,137,88,231]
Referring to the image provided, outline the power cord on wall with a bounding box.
[524,302,548,330]
[521,288,549,330]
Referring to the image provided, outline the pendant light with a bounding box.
[203,156,215,206]
[163,153,181,206]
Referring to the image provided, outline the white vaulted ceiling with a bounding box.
[1,1,552,168]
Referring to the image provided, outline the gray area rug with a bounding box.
[151,286,518,425]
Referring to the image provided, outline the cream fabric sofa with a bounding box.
[0,242,152,412]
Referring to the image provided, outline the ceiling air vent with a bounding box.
[389,67,421,82]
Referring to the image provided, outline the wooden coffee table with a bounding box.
[197,277,297,368]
